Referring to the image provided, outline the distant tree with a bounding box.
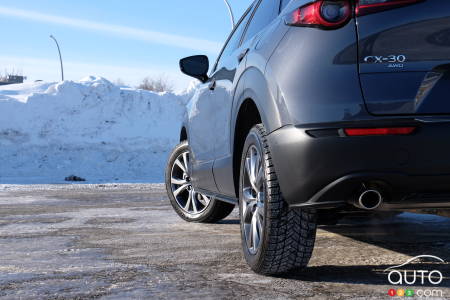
[138,76,173,93]
[114,78,125,86]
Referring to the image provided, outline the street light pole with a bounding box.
[223,0,235,30]
[49,35,64,81]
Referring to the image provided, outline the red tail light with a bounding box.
[285,0,351,28]
[356,0,423,16]
[344,127,416,136]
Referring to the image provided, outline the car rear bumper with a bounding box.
[267,121,450,209]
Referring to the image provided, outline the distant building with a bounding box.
[0,75,27,86]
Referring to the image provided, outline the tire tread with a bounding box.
[250,124,317,275]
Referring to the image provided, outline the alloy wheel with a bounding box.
[170,150,211,215]
[241,145,265,255]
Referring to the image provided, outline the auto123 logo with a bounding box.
[384,255,446,298]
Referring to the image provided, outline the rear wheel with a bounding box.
[239,124,317,275]
[165,141,235,223]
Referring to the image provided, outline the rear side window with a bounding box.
[221,5,254,59]
[213,4,255,72]
[242,0,278,44]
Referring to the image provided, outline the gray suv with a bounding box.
[166,0,450,274]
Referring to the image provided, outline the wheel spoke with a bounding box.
[250,179,259,194]
[171,150,210,215]
[245,157,253,182]
[251,214,259,251]
[174,158,186,173]
[242,187,256,223]
[243,202,255,223]
[255,164,264,190]
[247,164,259,193]
[250,149,257,182]
[173,183,189,197]
[246,224,253,250]
[199,194,210,206]
[171,177,187,185]
[191,192,198,213]
[246,146,261,193]
[182,152,189,174]
[256,205,264,219]
[255,208,263,235]
[203,194,211,204]
[184,190,192,210]
[251,148,260,179]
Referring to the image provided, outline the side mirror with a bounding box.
[179,55,209,83]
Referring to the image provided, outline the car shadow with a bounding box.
[279,263,449,288]
[281,212,450,287]
[218,219,240,225]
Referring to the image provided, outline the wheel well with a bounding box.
[180,127,187,142]
[233,99,262,197]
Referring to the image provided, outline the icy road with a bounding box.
[0,184,449,299]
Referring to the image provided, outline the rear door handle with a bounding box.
[209,78,216,90]
[238,48,249,63]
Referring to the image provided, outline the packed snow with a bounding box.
[0,76,193,184]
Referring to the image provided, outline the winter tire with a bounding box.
[239,124,318,275]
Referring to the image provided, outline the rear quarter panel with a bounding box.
[266,17,366,126]
[264,12,366,204]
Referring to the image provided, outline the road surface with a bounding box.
[0,184,449,299]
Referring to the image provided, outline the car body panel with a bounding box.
[357,0,450,115]
[266,19,366,127]
[210,0,290,197]
[179,0,450,210]
[210,42,248,196]
[185,0,258,193]
[186,85,218,191]
[213,11,292,198]
[267,120,450,207]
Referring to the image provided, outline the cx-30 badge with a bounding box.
[364,55,406,68]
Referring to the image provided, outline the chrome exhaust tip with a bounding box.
[356,189,383,210]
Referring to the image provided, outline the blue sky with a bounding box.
[0,0,252,90]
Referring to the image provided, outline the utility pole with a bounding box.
[49,35,64,81]
[223,0,235,30]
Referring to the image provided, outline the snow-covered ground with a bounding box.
[0,76,192,184]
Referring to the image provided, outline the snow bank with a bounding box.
[0,76,190,184]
